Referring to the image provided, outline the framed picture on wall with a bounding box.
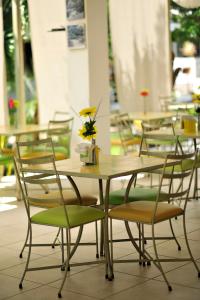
[66,0,85,20]
[67,24,86,49]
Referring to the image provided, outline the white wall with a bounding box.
[109,0,171,112]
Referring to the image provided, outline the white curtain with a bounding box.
[28,0,69,123]
[109,0,171,112]
[173,0,200,8]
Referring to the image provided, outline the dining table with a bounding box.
[23,153,179,279]
[110,111,178,125]
[0,124,52,139]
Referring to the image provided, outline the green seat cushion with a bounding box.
[109,187,169,205]
[31,205,105,228]
[165,158,194,172]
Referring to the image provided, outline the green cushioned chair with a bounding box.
[14,138,105,298]
[15,137,99,260]
[108,153,200,292]
[109,187,169,205]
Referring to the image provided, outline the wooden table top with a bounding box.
[0,124,50,136]
[24,154,178,180]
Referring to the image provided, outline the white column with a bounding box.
[28,0,110,195]
[68,0,110,154]
[12,0,26,125]
[109,0,171,112]
[0,0,8,126]
[28,0,70,124]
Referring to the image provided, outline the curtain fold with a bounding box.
[109,0,171,112]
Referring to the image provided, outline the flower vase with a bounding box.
[78,140,99,165]
[91,139,99,165]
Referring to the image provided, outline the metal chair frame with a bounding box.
[109,151,200,291]
[14,138,105,298]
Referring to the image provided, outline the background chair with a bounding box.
[108,152,200,291]
[14,143,105,298]
[111,113,141,155]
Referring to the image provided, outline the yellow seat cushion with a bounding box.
[109,201,183,224]
[29,190,97,208]
[22,151,68,161]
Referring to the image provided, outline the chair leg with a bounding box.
[58,229,71,298]
[19,223,32,289]
[100,219,104,256]
[182,214,200,277]
[169,219,181,251]
[95,221,99,258]
[125,221,148,260]
[19,222,30,258]
[69,225,83,260]
[52,228,61,248]
[105,218,114,280]
[108,218,114,279]
[61,228,65,267]
[152,223,172,291]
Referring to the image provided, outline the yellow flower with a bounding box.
[79,125,97,140]
[79,106,96,117]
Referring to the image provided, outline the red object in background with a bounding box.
[140,90,149,97]
[8,98,15,109]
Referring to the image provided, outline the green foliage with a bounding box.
[171,1,200,44]
[3,0,30,83]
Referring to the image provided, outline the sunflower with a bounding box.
[79,106,96,117]
[79,125,97,141]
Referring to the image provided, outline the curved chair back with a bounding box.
[115,113,140,155]
[14,138,70,226]
[152,150,197,223]
[48,117,74,159]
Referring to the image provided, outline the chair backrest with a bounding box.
[152,150,197,221]
[114,113,138,155]
[53,111,72,121]
[14,138,70,225]
[48,118,74,158]
[141,120,175,135]
[139,132,181,159]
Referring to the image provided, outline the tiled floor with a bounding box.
[0,182,200,299]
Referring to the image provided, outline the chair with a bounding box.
[109,133,180,206]
[53,111,72,121]
[113,113,141,155]
[15,138,99,260]
[47,118,74,160]
[21,118,74,161]
[109,133,192,250]
[14,139,105,298]
[108,152,200,291]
